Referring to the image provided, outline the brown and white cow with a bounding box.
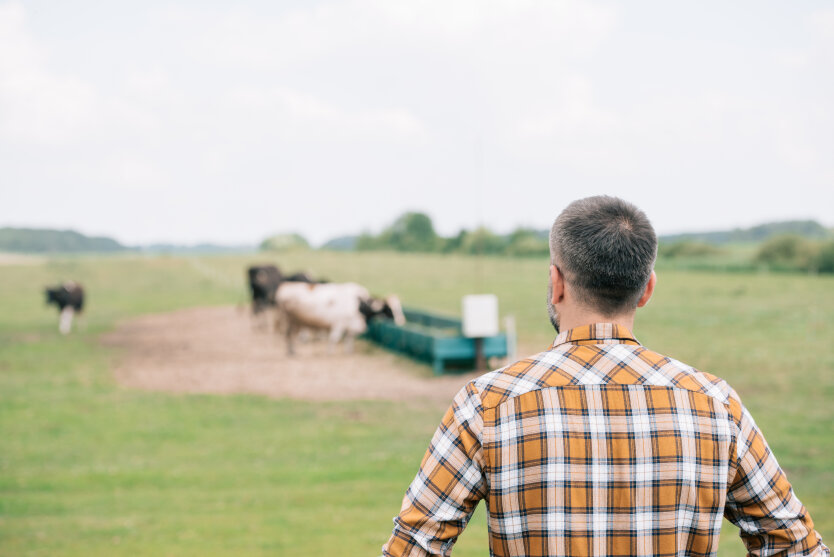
[275,281,404,355]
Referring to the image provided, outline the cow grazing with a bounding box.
[45,281,85,335]
[276,282,405,355]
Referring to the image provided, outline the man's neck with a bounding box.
[558,306,636,334]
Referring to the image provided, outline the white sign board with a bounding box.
[462,294,499,338]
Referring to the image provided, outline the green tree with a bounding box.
[386,212,438,252]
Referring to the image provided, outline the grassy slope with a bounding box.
[0,252,831,555]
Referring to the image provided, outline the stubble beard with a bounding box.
[546,279,560,334]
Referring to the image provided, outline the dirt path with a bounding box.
[102,305,499,405]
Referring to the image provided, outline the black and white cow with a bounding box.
[45,281,85,335]
[276,281,405,355]
[283,271,318,283]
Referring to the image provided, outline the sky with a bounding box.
[1,0,832,246]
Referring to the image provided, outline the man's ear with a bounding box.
[636,271,657,308]
[550,264,565,305]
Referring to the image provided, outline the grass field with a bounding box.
[1,251,832,556]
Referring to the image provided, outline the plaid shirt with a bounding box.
[383,324,828,557]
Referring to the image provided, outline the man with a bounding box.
[383,196,828,556]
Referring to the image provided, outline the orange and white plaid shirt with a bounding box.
[383,323,828,557]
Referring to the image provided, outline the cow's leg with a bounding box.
[250,303,259,328]
[265,306,276,333]
[285,321,296,356]
[251,302,268,331]
[343,333,356,354]
[273,309,291,349]
[327,325,346,354]
[59,307,74,335]
[273,307,286,336]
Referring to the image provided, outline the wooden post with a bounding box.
[504,315,517,364]
[474,337,486,371]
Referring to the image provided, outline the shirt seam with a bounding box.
[478,381,735,412]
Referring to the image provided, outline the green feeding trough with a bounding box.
[365,306,510,375]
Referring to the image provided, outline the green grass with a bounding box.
[1,252,832,555]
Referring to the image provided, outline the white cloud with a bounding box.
[125,69,172,100]
[227,85,424,140]
[82,152,171,192]
[517,76,617,138]
[165,0,615,71]
[811,7,834,38]
[0,3,165,147]
[0,2,97,143]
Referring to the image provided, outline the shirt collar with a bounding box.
[551,323,640,348]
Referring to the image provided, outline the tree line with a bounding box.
[0,227,126,253]
[352,212,551,256]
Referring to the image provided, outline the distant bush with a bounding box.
[505,228,550,257]
[660,219,828,244]
[356,232,381,251]
[460,227,507,255]
[259,233,309,252]
[658,241,723,259]
[320,236,359,251]
[440,230,467,253]
[754,234,818,272]
[814,240,834,273]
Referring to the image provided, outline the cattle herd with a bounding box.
[43,264,405,354]
[246,264,405,355]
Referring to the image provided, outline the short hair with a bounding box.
[549,196,657,315]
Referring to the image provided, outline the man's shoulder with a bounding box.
[465,342,738,412]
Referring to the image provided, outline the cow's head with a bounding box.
[383,295,406,326]
[249,265,282,287]
[359,295,406,326]
[248,265,283,308]
[45,286,64,307]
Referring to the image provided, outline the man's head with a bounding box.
[548,196,657,329]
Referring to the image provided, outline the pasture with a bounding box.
[1,251,832,556]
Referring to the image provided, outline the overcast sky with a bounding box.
[1,1,832,246]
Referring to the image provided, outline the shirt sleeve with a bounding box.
[382,382,487,557]
[724,400,829,556]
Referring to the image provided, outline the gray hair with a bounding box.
[549,196,657,315]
